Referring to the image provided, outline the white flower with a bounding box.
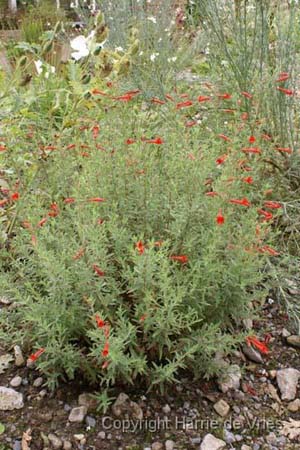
[167,56,177,63]
[115,46,124,52]
[70,30,106,61]
[147,16,157,24]
[34,60,55,79]
[150,52,159,62]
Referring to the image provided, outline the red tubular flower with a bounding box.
[242,176,254,184]
[248,136,256,143]
[185,120,197,128]
[170,255,188,264]
[64,197,75,204]
[0,145,7,152]
[11,192,19,201]
[66,144,76,150]
[102,341,109,357]
[104,324,110,339]
[72,247,85,260]
[31,235,37,246]
[264,201,282,209]
[217,93,231,99]
[261,134,272,141]
[222,109,236,114]
[187,153,196,160]
[165,94,174,101]
[91,88,108,96]
[218,134,231,142]
[88,197,106,202]
[276,72,289,82]
[246,336,269,354]
[274,147,293,154]
[242,147,261,154]
[140,314,147,322]
[48,202,59,217]
[216,154,228,165]
[144,137,163,145]
[276,87,294,96]
[151,97,166,105]
[136,240,145,255]
[241,91,253,99]
[216,209,225,225]
[37,218,47,227]
[229,198,251,207]
[28,348,45,362]
[95,314,105,328]
[93,264,105,277]
[0,199,8,207]
[114,94,134,102]
[258,209,273,221]
[126,138,136,145]
[205,191,218,197]
[154,240,164,247]
[92,125,100,139]
[176,100,193,109]
[258,245,280,256]
[198,95,211,103]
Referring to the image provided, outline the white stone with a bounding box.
[217,364,241,393]
[277,368,300,400]
[0,387,23,410]
[200,434,226,450]
[165,440,175,450]
[14,346,25,367]
[213,399,230,417]
[10,376,22,388]
[68,406,87,423]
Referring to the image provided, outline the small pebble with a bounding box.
[10,376,22,388]
[98,431,106,439]
[165,440,175,450]
[48,433,63,449]
[33,377,44,388]
[63,442,72,450]
[14,346,25,367]
[162,404,171,414]
[85,415,96,428]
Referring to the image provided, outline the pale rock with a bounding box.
[286,335,300,348]
[152,443,163,450]
[287,398,300,412]
[281,328,291,338]
[63,442,72,450]
[14,346,25,367]
[68,406,87,423]
[33,377,43,388]
[217,364,241,393]
[112,392,143,420]
[276,368,300,400]
[200,433,226,450]
[165,440,175,450]
[0,354,13,374]
[48,433,62,449]
[78,392,98,411]
[10,376,22,388]
[213,399,230,417]
[73,434,85,441]
[242,344,263,363]
[0,387,23,410]
[162,404,171,414]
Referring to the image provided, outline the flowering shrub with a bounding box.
[0,68,285,389]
